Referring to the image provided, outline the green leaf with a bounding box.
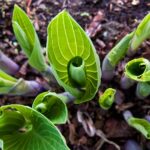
[0,70,17,94]
[107,32,134,67]
[12,5,47,71]
[136,82,150,98]
[131,13,150,50]
[141,70,150,81]
[99,88,116,110]
[128,117,150,139]
[125,58,150,82]
[32,92,68,124]
[0,104,69,150]
[47,10,101,103]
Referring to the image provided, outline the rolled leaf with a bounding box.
[99,88,116,110]
[107,32,134,67]
[125,58,150,82]
[0,104,69,150]
[32,91,68,124]
[12,5,47,72]
[102,32,134,80]
[131,13,150,51]
[47,10,101,103]
[136,82,150,99]
[127,117,150,139]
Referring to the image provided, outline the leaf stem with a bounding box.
[59,92,76,103]
[0,51,19,75]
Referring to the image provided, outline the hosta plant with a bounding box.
[0,3,149,150]
[0,104,69,150]
[123,58,150,99]
[0,4,101,150]
[47,10,101,103]
[99,88,116,110]
[102,13,150,80]
[123,110,150,139]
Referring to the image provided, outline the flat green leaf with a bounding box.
[12,5,47,71]
[128,117,150,139]
[131,13,150,50]
[125,58,150,82]
[32,92,68,124]
[99,88,116,110]
[0,104,69,150]
[47,10,101,103]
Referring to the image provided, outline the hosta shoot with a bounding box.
[32,91,68,124]
[12,5,48,72]
[47,10,101,103]
[0,50,19,75]
[102,32,134,80]
[130,13,150,51]
[99,88,116,110]
[0,104,69,150]
[0,69,43,96]
[124,58,150,82]
[102,13,150,80]
[123,110,150,139]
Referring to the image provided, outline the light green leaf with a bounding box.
[108,32,134,67]
[128,117,150,139]
[131,13,150,50]
[141,70,150,81]
[12,5,47,71]
[0,104,69,150]
[32,92,68,124]
[47,10,101,103]
[99,88,116,110]
[125,58,150,82]
[0,70,17,94]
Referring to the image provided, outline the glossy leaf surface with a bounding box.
[0,104,69,150]
[47,10,101,103]
[32,92,68,124]
[12,5,47,71]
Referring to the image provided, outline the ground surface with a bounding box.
[0,0,150,150]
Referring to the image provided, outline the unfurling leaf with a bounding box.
[32,91,68,124]
[12,5,47,72]
[127,117,150,139]
[47,10,101,103]
[0,104,69,150]
[136,82,150,99]
[107,32,134,67]
[125,58,150,82]
[131,13,150,50]
[99,88,116,110]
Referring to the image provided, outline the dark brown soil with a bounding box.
[0,0,150,150]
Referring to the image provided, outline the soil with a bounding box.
[0,0,150,150]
